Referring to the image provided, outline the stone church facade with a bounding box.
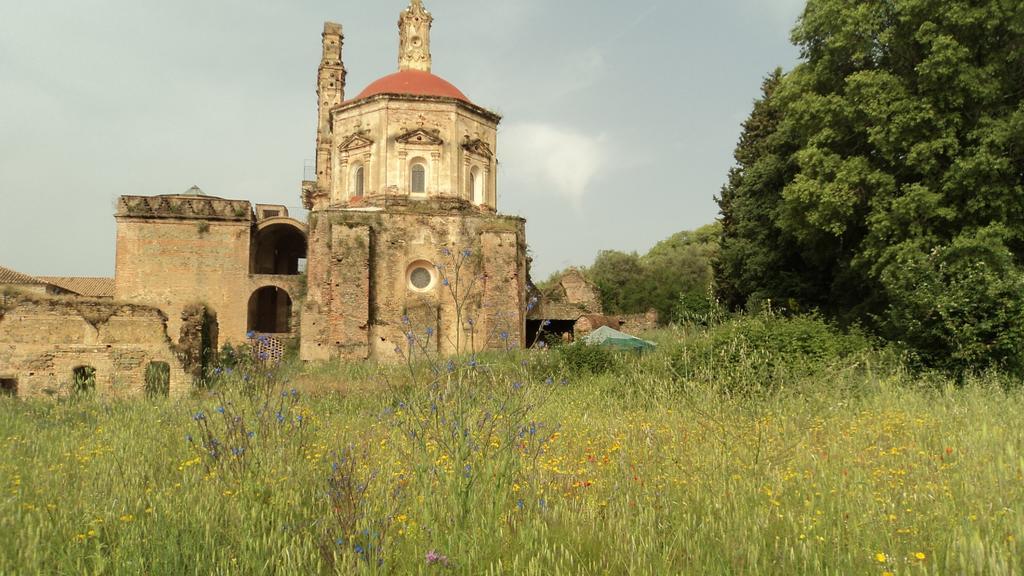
[299,1,527,361]
[115,0,527,362]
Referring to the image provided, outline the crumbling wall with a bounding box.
[559,269,602,314]
[618,309,660,335]
[177,304,219,379]
[0,293,190,398]
[574,314,622,338]
[114,196,253,344]
[300,204,526,361]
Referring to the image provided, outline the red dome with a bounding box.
[353,70,471,103]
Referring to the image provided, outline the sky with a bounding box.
[0,0,804,280]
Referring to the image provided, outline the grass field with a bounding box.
[2,321,1022,575]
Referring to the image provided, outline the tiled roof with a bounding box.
[0,265,45,285]
[37,276,115,298]
[353,70,471,104]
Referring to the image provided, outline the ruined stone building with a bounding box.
[1,0,528,397]
[299,1,526,361]
[115,0,527,362]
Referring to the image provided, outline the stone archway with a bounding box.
[247,287,293,334]
[252,221,308,275]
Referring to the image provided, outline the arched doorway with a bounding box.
[247,287,293,334]
[252,222,308,275]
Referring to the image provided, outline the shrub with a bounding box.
[671,313,874,393]
[557,342,618,375]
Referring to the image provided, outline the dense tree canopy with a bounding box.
[716,0,1024,374]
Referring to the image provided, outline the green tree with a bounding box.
[586,250,647,315]
[641,223,719,321]
[582,224,719,321]
[717,0,1024,375]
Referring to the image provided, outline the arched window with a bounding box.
[411,162,426,194]
[352,165,364,197]
[470,166,484,205]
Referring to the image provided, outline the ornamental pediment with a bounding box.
[396,128,443,146]
[338,133,374,152]
[462,138,493,159]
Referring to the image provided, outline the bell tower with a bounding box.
[315,22,346,202]
[398,0,432,73]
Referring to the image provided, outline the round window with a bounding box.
[407,261,436,291]
[410,267,432,289]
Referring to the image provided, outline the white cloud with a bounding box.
[500,123,607,206]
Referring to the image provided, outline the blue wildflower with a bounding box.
[276,411,285,423]
[461,249,472,257]
[193,411,206,421]
[354,544,365,555]
[231,447,245,457]
[185,433,193,442]
[215,406,225,414]
[513,381,523,390]
[442,278,450,286]
[290,388,298,397]
[425,326,434,336]
[517,499,524,510]
[246,330,256,339]
[401,315,410,325]
[441,247,451,256]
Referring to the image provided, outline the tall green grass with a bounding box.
[1,317,1022,574]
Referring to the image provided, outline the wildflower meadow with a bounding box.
[2,315,1023,575]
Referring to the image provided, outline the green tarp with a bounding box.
[581,326,657,351]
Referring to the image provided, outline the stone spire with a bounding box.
[397,0,432,72]
[314,22,346,201]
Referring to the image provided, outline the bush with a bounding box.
[557,342,618,375]
[674,291,726,327]
[671,313,875,393]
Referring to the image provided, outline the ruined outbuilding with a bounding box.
[0,292,189,398]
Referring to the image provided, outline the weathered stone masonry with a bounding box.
[0,293,189,398]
